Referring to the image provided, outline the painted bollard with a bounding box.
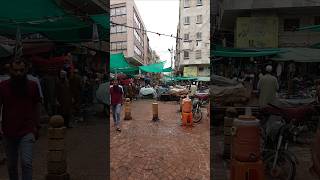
[152,103,159,121]
[124,98,132,120]
[46,115,70,180]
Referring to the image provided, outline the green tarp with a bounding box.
[212,47,284,57]
[162,67,173,72]
[139,62,164,73]
[298,24,320,32]
[0,0,109,42]
[110,53,138,74]
[271,48,320,62]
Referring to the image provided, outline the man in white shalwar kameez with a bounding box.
[257,65,279,107]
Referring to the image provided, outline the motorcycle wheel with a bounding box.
[264,152,296,180]
[193,108,202,123]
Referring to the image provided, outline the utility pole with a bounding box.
[168,46,174,77]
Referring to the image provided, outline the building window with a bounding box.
[196,50,201,59]
[134,29,142,45]
[134,11,142,30]
[110,24,126,34]
[196,32,202,40]
[284,18,300,31]
[184,51,190,59]
[111,6,126,17]
[111,8,116,16]
[184,16,190,25]
[184,0,190,8]
[196,15,203,24]
[315,16,320,25]
[134,46,142,56]
[199,67,204,71]
[184,33,189,41]
[197,0,203,6]
[111,41,127,51]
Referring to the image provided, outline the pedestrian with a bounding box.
[55,70,73,128]
[0,59,41,180]
[69,69,82,116]
[110,79,124,132]
[257,65,279,107]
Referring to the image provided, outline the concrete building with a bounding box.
[212,0,320,76]
[110,0,152,66]
[175,0,210,78]
[213,0,320,48]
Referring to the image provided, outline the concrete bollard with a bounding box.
[152,103,159,121]
[124,98,132,120]
[46,115,69,180]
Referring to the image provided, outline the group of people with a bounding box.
[0,56,106,180]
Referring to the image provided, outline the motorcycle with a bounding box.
[260,103,317,143]
[192,92,209,123]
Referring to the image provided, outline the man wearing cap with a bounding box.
[257,65,279,107]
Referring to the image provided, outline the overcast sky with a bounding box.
[134,0,179,68]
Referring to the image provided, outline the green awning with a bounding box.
[196,77,210,82]
[110,53,138,74]
[139,62,164,73]
[162,67,173,72]
[271,48,320,62]
[298,24,320,32]
[212,47,284,58]
[0,0,109,42]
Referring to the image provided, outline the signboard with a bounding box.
[236,17,279,48]
[183,66,198,77]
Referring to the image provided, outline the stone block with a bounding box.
[47,150,66,162]
[47,161,67,174]
[48,139,65,150]
[46,173,70,180]
[48,127,66,139]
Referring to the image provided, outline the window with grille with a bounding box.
[184,33,190,41]
[184,51,190,59]
[184,16,190,25]
[111,6,126,17]
[284,18,300,31]
[196,32,202,40]
[184,0,190,8]
[197,0,203,6]
[196,50,201,59]
[196,15,203,24]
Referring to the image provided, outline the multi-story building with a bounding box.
[212,0,320,76]
[110,0,151,66]
[175,0,210,78]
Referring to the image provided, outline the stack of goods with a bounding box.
[212,84,250,106]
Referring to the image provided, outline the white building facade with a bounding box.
[176,0,210,78]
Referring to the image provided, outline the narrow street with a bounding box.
[110,100,210,180]
[0,104,108,180]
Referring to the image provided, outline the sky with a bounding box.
[134,0,180,68]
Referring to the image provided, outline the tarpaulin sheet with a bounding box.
[0,0,109,42]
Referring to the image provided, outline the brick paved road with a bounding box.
[110,100,210,180]
[0,104,108,180]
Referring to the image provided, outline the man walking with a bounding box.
[0,59,41,180]
[110,79,124,132]
[257,65,279,107]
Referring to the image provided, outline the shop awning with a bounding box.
[297,24,320,32]
[271,48,320,62]
[162,67,173,72]
[110,53,138,73]
[196,77,210,82]
[212,47,284,58]
[0,0,109,42]
[139,62,165,73]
